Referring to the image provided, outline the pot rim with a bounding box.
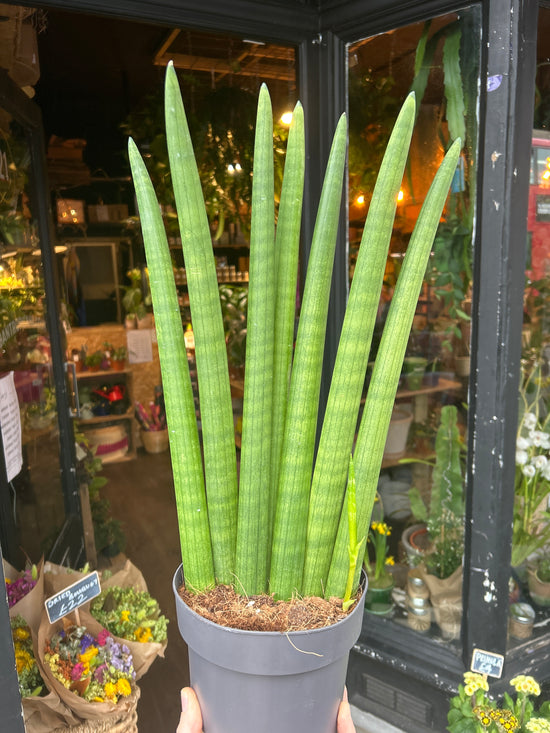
[172,565,367,639]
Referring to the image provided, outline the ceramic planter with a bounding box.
[403,356,428,390]
[383,407,413,459]
[401,523,430,566]
[528,567,550,607]
[172,566,366,733]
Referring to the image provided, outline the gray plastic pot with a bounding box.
[172,566,367,733]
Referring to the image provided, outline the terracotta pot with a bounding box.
[401,523,430,565]
[172,566,367,733]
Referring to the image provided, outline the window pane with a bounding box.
[348,6,481,641]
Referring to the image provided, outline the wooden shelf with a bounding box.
[76,407,134,425]
[73,368,137,462]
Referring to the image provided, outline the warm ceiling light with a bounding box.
[280,111,293,125]
[355,194,365,206]
[397,190,404,202]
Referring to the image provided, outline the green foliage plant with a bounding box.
[128,62,460,603]
[447,672,550,733]
[404,404,466,579]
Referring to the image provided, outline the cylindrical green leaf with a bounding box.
[325,138,462,599]
[302,94,416,597]
[165,63,238,585]
[235,84,276,594]
[269,103,305,552]
[269,114,347,600]
[128,137,215,591]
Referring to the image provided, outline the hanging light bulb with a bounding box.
[355,194,365,206]
[280,111,293,126]
[397,190,404,203]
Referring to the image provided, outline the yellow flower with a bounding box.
[526,719,550,732]
[14,649,33,674]
[93,696,105,703]
[385,556,395,567]
[510,675,541,696]
[120,610,130,622]
[135,626,152,643]
[104,682,117,700]
[13,626,30,641]
[116,678,132,697]
[78,646,98,665]
[371,521,391,537]
[463,672,489,694]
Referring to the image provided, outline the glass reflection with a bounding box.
[348,7,480,639]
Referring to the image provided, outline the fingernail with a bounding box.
[343,686,349,702]
[181,688,189,712]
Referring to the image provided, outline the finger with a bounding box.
[176,687,203,733]
[337,687,356,733]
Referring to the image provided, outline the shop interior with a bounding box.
[1,3,550,731]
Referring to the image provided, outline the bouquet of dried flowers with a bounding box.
[90,587,168,644]
[44,624,135,704]
[6,565,38,607]
[447,672,550,732]
[11,615,45,698]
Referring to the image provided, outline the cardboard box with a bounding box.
[87,204,129,224]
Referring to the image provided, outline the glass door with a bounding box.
[0,69,82,569]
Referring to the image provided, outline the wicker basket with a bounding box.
[56,688,140,733]
[141,428,169,454]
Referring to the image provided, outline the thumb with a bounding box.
[337,687,356,733]
[176,687,203,733]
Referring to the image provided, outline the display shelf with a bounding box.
[71,366,137,462]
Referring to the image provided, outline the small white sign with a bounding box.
[471,648,504,679]
[0,372,22,482]
[127,329,153,364]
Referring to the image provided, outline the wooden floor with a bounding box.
[101,449,190,733]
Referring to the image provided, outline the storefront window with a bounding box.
[348,6,481,639]
[512,4,550,626]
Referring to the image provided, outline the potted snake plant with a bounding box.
[128,62,460,733]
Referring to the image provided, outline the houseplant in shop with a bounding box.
[402,404,466,638]
[128,62,460,732]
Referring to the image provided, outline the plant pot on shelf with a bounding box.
[112,359,126,371]
[141,428,169,454]
[403,356,428,390]
[172,565,367,733]
[364,575,395,616]
[418,563,462,640]
[401,522,431,566]
[527,568,550,607]
[383,407,413,460]
[454,355,470,377]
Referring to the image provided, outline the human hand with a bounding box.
[176,688,203,733]
[176,686,356,732]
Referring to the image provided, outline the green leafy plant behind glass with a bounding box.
[129,62,460,601]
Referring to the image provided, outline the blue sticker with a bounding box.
[487,75,503,92]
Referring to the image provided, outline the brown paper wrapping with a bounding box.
[43,558,166,680]
[418,563,463,640]
[37,607,137,722]
[4,558,45,634]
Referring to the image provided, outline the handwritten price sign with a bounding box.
[45,571,101,623]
